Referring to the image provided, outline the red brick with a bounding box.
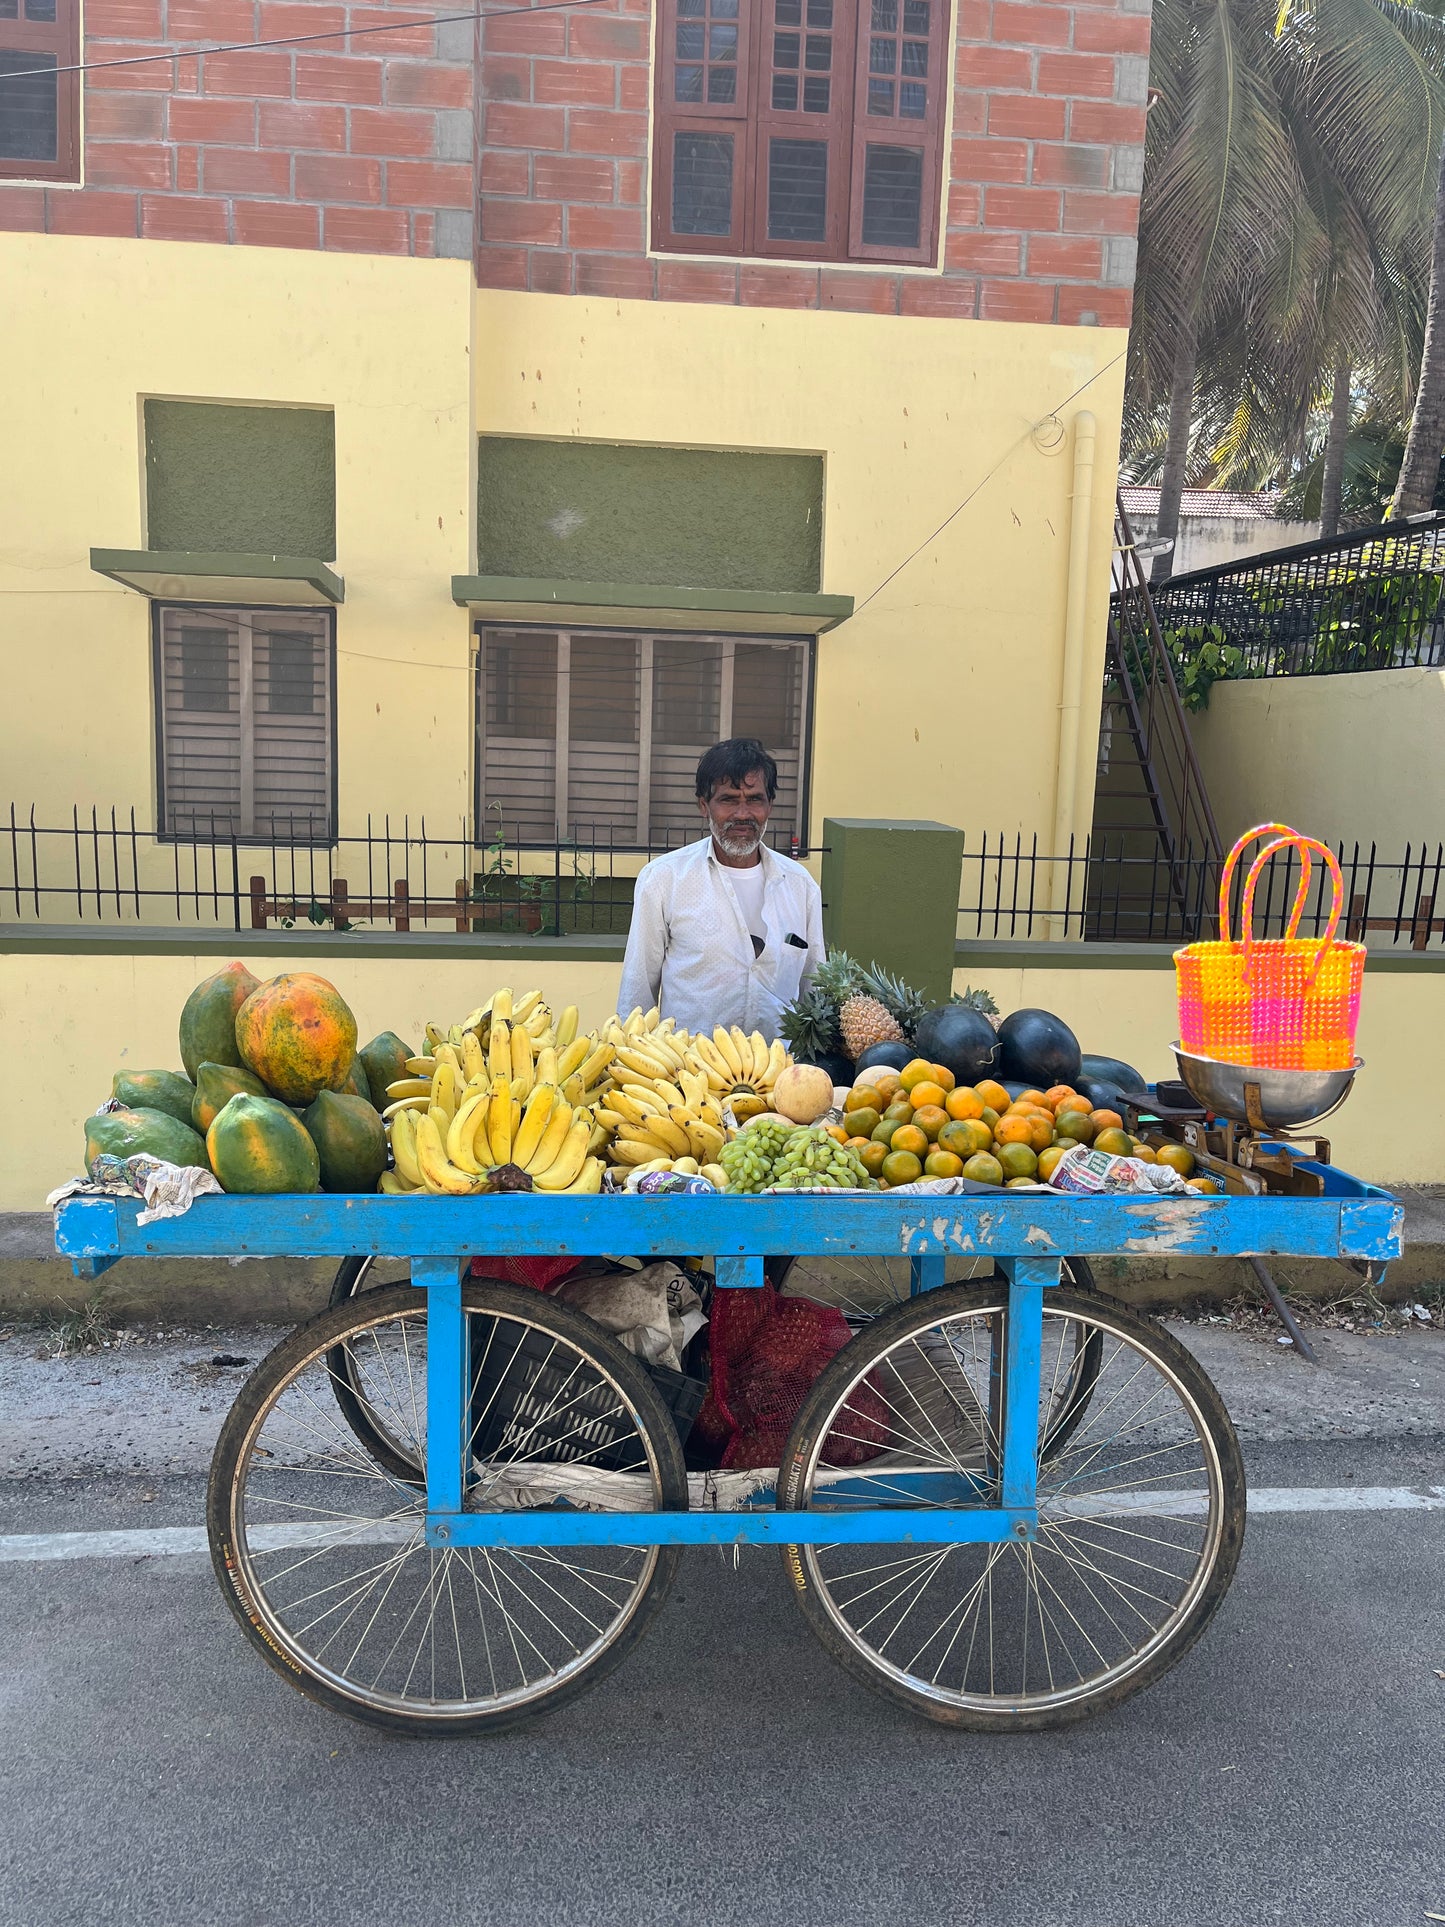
[481,150,531,194]
[201,146,287,193]
[991,2,1074,46]
[347,9,437,56]
[657,259,739,304]
[985,183,1061,229]
[534,59,616,107]
[141,194,230,241]
[86,0,164,34]
[169,96,256,141]
[387,159,473,207]
[528,247,573,292]
[618,64,650,111]
[947,181,982,226]
[85,91,165,138]
[575,252,654,298]
[1067,99,1147,144]
[568,12,648,57]
[413,211,435,254]
[980,278,1055,321]
[295,53,383,102]
[945,230,1020,272]
[949,89,987,136]
[567,202,643,250]
[1058,285,1131,326]
[480,196,562,243]
[259,2,346,40]
[296,153,383,201]
[175,145,200,191]
[257,100,346,147]
[1072,10,1152,53]
[46,189,140,235]
[617,158,644,202]
[739,263,820,309]
[533,152,612,201]
[481,8,565,54]
[482,56,532,102]
[85,39,175,87]
[952,137,1029,184]
[173,54,202,92]
[171,0,256,42]
[485,101,565,149]
[820,271,898,314]
[323,204,409,251]
[567,107,647,156]
[1027,232,1102,276]
[0,187,46,232]
[233,198,321,246]
[900,276,979,318]
[987,93,1066,139]
[1036,51,1116,97]
[955,0,991,36]
[1031,140,1109,187]
[350,105,439,154]
[956,45,1033,90]
[383,59,471,108]
[1063,189,1141,234]
[476,243,530,287]
[203,49,294,96]
[87,141,172,189]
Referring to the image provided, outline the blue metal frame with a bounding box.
[54,1184,1403,1555]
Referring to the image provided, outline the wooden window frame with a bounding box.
[152,601,339,847]
[474,622,815,854]
[651,0,948,268]
[0,0,81,184]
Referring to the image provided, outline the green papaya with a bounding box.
[341,1056,372,1101]
[111,1070,196,1128]
[303,1089,388,1194]
[358,1032,414,1110]
[179,962,260,1081]
[206,1092,320,1195]
[192,1061,270,1134]
[86,1107,210,1174]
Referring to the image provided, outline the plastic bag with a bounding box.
[555,1262,707,1372]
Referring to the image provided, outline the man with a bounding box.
[617,738,824,1041]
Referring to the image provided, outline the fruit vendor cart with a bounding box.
[53,1171,1401,1736]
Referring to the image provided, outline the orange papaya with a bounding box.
[192,1061,270,1134]
[179,962,260,1081]
[111,1069,196,1128]
[303,1089,388,1193]
[234,972,358,1106]
[206,1092,320,1194]
[358,1032,413,1109]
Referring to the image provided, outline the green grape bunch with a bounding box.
[768,1126,878,1192]
[719,1117,796,1194]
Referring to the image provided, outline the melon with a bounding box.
[235,972,358,1106]
[111,1070,196,1129]
[206,1092,320,1195]
[1081,1052,1145,1094]
[178,962,259,1081]
[998,1009,1082,1089]
[853,1040,914,1075]
[192,1061,270,1134]
[772,1063,835,1124]
[913,1005,1002,1085]
[86,1107,210,1174]
[303,1089,388,1194]
[358,1032,415,1110]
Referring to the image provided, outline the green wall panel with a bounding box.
[145,402,337,560]
[477,438,823,592]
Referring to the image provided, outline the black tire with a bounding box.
[777,1284,1245,1731]
[208,1281,687,1737]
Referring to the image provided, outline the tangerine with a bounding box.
[979,1107,1001,1133]
[1043,1086,1076,1109]
[1093,1127,1133,1157]
[909,1081,947,1112]
[1037,1143,1067,1181]
[857,1067,903,1102]
[890,1123,929,1159]
[1131,1143,1158,1163]
[930,1064,956,1092]
[945,1087,985,1121]
[900,1059,937,1092]
[845,1134,871,1152]
[1019,1090,1049,1110]
[1187,1177,1220,1195]
[996,1141,1038,1180]
[858,1141,888,1176]
[1091,1109,1124,1132]
[1027,1114,1055,1153]
[1007,1178,1037,1189]
[975,1080,1010,1114]
[1055,1110,1096,1144]
[924,1149,964,1179]
[1055,1094,1093,1119]
[881,1148,924,1185]
[871,1117,906,1146]
[844,1087,879,1114]
[995,1115,1035,1146]
[940,1118,992,1158]
[1156,1142,1196,1178]
[912,1104,949,1141]
[845,1106,882,1139]
[962,1152,1004,1187]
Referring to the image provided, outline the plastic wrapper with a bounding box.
[629,1172,717,1196]
[48,1155,225,1224]
[1046,1143,1200,1197]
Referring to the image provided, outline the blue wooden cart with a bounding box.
[54,1177,1401,1734]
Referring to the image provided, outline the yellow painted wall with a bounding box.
[1190,667,1445,856]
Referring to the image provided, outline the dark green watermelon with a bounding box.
[854,1040,913,1075]
[1081,1052,1145,1093]
[913,1006,1001,1085]
[998,1009,1082,1088]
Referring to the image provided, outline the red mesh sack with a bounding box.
[468,1255,581,1292]
[695,1282,888,1471]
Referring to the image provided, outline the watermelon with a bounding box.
[853,1040,914,1075]
[998,1009,1082,1089]
[1081,1052,1145,1094]
[913,1005,1002,1085]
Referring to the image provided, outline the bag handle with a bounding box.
[1218,822,1302,939]
[1239,834,1346,988]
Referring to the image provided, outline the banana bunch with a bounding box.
[593,1007,733,1171]
[685,1025,790,1109]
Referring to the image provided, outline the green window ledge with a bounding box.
[91,549,345,607]
[451,575,852,636]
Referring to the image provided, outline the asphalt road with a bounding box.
[2,1432,1443,1927]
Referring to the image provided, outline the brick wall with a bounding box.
[477,0,1147,321]
[0,0,478,255]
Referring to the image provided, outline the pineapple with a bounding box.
[780,985,841,1063]
[858,962,929,1039]
[839,991,905,1060]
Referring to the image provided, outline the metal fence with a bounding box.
[1141,511,1445,682]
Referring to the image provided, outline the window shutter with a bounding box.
[566,634,642,838]
[158,612,243,838]
[750,0,854,258]
[479,629,559,843]
[650,638,724,840]
[250,619,333,841]
[0,0,79,181]
[847,0,946,263]
[652,0,752,255]
[732,641,808,845]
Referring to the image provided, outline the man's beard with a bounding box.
[715,820,763,858]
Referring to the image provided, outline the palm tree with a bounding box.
[1392,133,1445,514]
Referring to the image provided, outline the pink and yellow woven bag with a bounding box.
[1174,822,1365,1072]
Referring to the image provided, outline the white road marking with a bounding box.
[1,1486,1443,1564]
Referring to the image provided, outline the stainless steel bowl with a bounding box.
[1171,1046,1362,1131]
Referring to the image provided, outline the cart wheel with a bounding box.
[208,1281,686,1736]
[324,1255,430,1481]
[775,1284,1245,1730]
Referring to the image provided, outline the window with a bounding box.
[477,627,811,848]
[154,605,337,842]
[0,0,79,183]
[652,0,947,265]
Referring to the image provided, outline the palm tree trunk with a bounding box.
[1392,136,1445,519]
[1319,353,1351,538]
[1151,312,1198,584]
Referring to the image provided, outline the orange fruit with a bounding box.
[845,1134,871,1151]
[1055,1094,1092,1119]
[962,1151,1004,1187]
[939,1118,992,1158]
[871,1117,907,1146]
[1187,1176,1220,1195]
[975,1080,1010,1113]
[844,1106,881,1139]
[1019,1090,1049,1111]
[1007,1177,1036,1189]
[885,1098,914,1120]
[1043,1085,1076,1109]
[1131,1143,1158,1163]
[945,1087,985,1121]
[1093,1127,1133,1158]
[858,1140,888,1176]
[930,1064,956,1092]
[996,1140,1038,1180]
[844,1087,878,1113]
[1027,1114,1055,1153]
[909,1081,946,1113]
[900,1059,937,1092]
[890,1123,928,1159]
[1037,1143,1067,1181]
[857,1067,903,1102]
[1156,1142,1196,1178]
[1091,1109,1124,1132]
[881,1148,924,1186]
[995,1114,1034,1146]
[825,1123,848,1143]
[924,1149,964,1179]
[1055,1110,1096,1145]
[912,1104,949,1142]
[979,1106,1000,1132]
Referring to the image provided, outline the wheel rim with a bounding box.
[223,1297,672,1723]
[790,1298,1232,1717]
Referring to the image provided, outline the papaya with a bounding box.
[303,1089,388,1194]
[206,1092,320,1195]
[86,1107,210,1175]
[358,1031,414,1110]
[234,972,359,1106]
[192,1061,270,1134]
[111,1069,196,1128]
[341,1056,372,1101]
[179,962,260,1081]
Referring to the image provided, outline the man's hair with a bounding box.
[695,737,778,802]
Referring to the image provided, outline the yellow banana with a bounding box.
[748,1031,770,1081]
[729,1028,753,1078]
[561,1157,603,1194]
[596,1107,626,1131]
[512,1085,557,1170]
[491,988,513,1023]
[461,1031,486,1083]
[686,1037,731,1086]
[488,1019,511,1082]
[561,1071,587,1106]
[382,1094,430,1120]
[701,1162,729,1189]
[415,1114,482,1195]
[534,1046,559,1089]
[672,1156,700,1176]
[404,1056,437,1077]
[386,1077,432,1102]
[447,1091,491,1175]
[434,1041,462,1074]
[557,1037,591,1081]
[555,1005,579,1050]
[510,1025,534,1092]
[378,1168,414,1195]
[764,1038,790,1085]
[524,1098,574,1174]
[615,1045,670,1082]
[427,1104,449,1137]
[643,1006,661,1029]
[522,1008,551,1042]
[446,1025,464,1050]
[621,1114,691,1158]
[430,1060,459,1122]
[425,1022,446,1053]
[610,1139,665,1166]
[487,1081,513,1166]
[712,1027,744,1079]
[681,1115,725,1162]
[625,1155,674,1178]
[512,989,543,1024]
[472,1106,495,1170]
[389,1110,424,1188]
[511,1097,521,1136]
[532,1116,592,1189]
[608,1092,651,1128]
[579,1041,616,1086]
[587,1120,609,1154]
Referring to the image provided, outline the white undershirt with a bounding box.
[724,859,768,945]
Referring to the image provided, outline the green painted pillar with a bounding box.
[820,818,964,1005]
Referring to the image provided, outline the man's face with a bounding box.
[699,767,772,858]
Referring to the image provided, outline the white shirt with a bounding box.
[725,861,767,944]
[617,836,826,1043]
